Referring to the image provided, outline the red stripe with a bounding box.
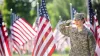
[13,43,20,54]
[18,20,32,40]
[12,26,26,43]
[0,48,3,56]
[21,18,33,27]
[94,52,97,56]
[0,36,5,56]
[12,28,26,43]
[13,40,20,46]
[21,18,37,35]
[18,19,35,39]
[13,46,19,53]
[1,26,8,56]
[0,45,4,56]
[35,21,49,56]
[12,24,29,42]
[40,36,54,56]
[1,25,12,56]
[14,21,30,41]
[12,34,24,45]
[12,37,21,46]
[12,29,25,45]
[33,17,44,55]
[39,17,44,25]
[48,45,56,56]
[33,17,55,56]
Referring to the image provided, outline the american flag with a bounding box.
[11,13,37,54]
[88,0,100,56]
[0,13,12,56]
[32,0,56,56]
[88,0,99,40]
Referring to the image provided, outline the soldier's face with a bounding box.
[74,19,84,27]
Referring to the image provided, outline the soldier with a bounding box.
[59,13,96,56]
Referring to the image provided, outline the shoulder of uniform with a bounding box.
[85,27,93,35]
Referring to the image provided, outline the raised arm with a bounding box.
[59,20,71,37]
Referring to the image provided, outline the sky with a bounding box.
[0,0,3,5]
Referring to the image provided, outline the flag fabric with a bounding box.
[0,13,12,56]
[10,13,37,54]
[88,0,99,38]
[32,0,56,56]
[53,20,71,51]
[88,0,100,56]
[95,26,100,56]
[11,18,37,45]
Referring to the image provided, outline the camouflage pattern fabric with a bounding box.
[59,21,96,56]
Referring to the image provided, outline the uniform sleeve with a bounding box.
[59,21,70,37]
[88,32,96,56]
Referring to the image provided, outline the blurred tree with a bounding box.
[2,0,88,29]
[46,0,86,28]
[2,0,36,29]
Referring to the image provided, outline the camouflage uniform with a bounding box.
[59,22,96,56]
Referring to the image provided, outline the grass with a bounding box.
[52,53,69,56]
[13,47,70,56]
[13,53,69,56]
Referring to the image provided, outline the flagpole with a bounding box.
[10,8,13,56]
[70,3,73,20]
[10,9,22,56]
[37,2,39,20]
[86,0,89,19]
[59,16,62,20]
[58,16,62,23]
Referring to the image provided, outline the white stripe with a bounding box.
[13,22,29,42]
[53,29,64,42]
[37,22,52,55]
[18,19,36,38]
[15,20,30,41]
[44,38,55,56]
[3,26,6,31]
[11,34,23,45]
[96,21,99,27]
[0,28,9,56]
[11,27,26,44]
[0,43,4,56]
[18,19,36,39]
[34,17,46,54]
[13,43,21,54]
[39,17,46,31]
[37,31,52,56]
[94,15,99,26]
[34,18,48,55]
[97,28,100,38]
[19,18,37,36]
[3,26,8,37]
[95,44,100,56]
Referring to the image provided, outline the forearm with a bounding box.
[59,22,70,36]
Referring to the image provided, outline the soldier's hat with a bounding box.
[74,13,85,20]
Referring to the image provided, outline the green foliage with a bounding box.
[46,0,86,28]
[2,0,88,29]
[47,2,58,28]
[2,0,36,29]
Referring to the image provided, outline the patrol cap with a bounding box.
[74,13,85,20]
